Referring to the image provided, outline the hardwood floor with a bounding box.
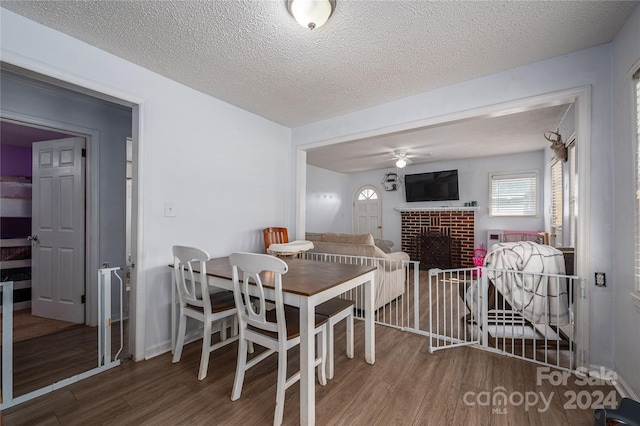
[3,319,616,425]
[1,319,126,398]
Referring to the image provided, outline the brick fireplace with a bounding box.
[400,208,476,270]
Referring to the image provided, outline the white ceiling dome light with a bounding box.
[394,150,409,168]
[287,0,336,30]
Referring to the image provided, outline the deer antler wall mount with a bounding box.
[544,130,567,162]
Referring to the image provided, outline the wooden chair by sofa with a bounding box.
[262,227,288,253]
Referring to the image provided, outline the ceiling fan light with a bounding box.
[396,158,407,168]
[288,0,335,30]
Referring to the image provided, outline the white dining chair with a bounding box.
[316,297,355,380]
[229,252,327,426]
[172,245,239,380]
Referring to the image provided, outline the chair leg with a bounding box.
[172,311,187,363]
[346,313,354,359]
[198,321,212,380]
[326,321,335,380]
[220,318,228,341]
[231,337,248,401]
[317,327,327,386]
[274,348,288,426]
[231,315,238,337]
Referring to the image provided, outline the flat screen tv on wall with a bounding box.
[404,169,460,202]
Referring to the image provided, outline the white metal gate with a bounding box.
[428,266,585,373]
[302,252,585,374]
[0,267,124,409]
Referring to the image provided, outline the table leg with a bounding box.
[299,297,315,425]
[364,273,375,364]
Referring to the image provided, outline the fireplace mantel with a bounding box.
[395,206,479,212]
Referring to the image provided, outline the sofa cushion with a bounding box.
[305,232,323,242]
[321,232,375,245]
[309,241,376,257]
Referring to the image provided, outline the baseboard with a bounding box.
[0,301,30,314]
[589,363,639,401]
[145,329,203,360]
[613,373,640,401]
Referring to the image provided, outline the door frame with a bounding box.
[296,86,591,370]
[1,54,146,361]
[1,115,97,324]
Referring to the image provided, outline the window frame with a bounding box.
[550,159,563,228]
[634,68,640,294]
[489,170,539,217]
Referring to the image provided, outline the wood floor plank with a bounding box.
[490,353,530,426]
[521,359,570,426]
[372,340,441,425]
[412,346,470,425]
[2,389,76,426]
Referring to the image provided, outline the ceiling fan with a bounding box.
[393,149,411,168]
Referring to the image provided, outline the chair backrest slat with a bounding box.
[173,245,211,312]
[230,252,288,338]
[262,227,289,253]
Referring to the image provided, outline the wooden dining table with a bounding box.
[171,256,377,425]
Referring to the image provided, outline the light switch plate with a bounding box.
[164,201,176,218]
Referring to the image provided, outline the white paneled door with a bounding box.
[31,137,85,323]
[353,185,382,239]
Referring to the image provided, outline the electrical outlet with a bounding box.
[595,272,606,287]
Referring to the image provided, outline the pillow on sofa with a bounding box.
[374,239,394,253]
[321,232,374,245]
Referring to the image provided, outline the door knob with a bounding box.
[27,234,39,242]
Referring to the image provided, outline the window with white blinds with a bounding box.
[634,70,640,289]
[551,160,563,227]
[490,171,538,216]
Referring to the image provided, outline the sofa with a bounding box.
[305,232,410,310]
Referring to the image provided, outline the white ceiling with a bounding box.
[2,1,637,172]
[306,103,572,173]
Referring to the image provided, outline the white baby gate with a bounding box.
[428,266,586,373]
[0,267,124,410]
[302,253,586,374]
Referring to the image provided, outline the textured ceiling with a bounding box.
[2,1,637,172]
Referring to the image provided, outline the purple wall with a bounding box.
[0,144,32,177]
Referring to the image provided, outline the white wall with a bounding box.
[306,165,350,233]
[327,151,544,250]
[293,44,615,368]
[0,9,291,358]
[611,5,640,398]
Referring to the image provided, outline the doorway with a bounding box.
[0,119,128,399]
[0,66,136,406]
[353,185,382,238]
[299,86,591,370]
